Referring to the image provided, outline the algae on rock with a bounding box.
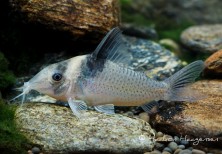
[0,99,30,154]
[0,52,15,89]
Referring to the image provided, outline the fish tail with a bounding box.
[163,60,206,102]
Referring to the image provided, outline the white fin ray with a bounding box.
[94,104,115,114]
[68,98,87,119]
[164,60,206,102]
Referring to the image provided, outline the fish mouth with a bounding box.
[10,82,31,104]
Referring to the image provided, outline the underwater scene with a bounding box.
[0,0,222,154]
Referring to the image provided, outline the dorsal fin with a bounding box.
[91,27,131,65]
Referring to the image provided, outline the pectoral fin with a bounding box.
[141,101,159,114]
[67,98,87,119]
[94,104,115,114]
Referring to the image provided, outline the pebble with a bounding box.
[150,150,162,154]
[156,132,164,138]
[139,112,150,123]
[192,149,206,154]
[168,142,178,151]
[187,147,193,151]
[163,147,173,153]
[159,39,180,53]
[155,142,165,151]
[144,151,163,154]
[162,151,171,154]
[178,145,185,150]
[27,150,32,154]
[174,136,180,144]
[180,140,189,146]
[123,111,134,117]
[178,149,192,154]
[31,147,40,154]
[174,149,182,154]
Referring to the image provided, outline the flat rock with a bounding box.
[151,80,222,148]
[10,0,120,39]
[15,103,155,154]
[181,25,222,53]
[204,49,222,77]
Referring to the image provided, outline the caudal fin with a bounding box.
[164,60,205,102]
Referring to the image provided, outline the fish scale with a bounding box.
[82,61,167,106]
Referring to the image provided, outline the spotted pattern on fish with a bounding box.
[79,61,167,106]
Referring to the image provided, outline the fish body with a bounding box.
[13,28,205,118]
[78,59,166,106]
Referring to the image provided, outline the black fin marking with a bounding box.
[141,101,159,114]
[91,27,131,65]
[83,27,131,78]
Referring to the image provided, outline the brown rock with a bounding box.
[204,49,222,77]
[151,80,222,148]
[11,0,120,39]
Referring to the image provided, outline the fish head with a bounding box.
[13,59,72,102]
[28,60,72,100]
[12,55,87,103]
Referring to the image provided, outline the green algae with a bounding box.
[0,52,16,89]
[0,99,31,154]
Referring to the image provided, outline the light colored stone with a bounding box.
[162,151,171,154]
[174,149,182,154]
[139,112,150,123]
[15,103,155,153]
[159,39,180,53]
[179,149,192,154]
[192,149,206,154]
[178,145,185,150]
[150,150,162,154]
[156,132,164,138]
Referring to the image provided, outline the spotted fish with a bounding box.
[12,27,205,118]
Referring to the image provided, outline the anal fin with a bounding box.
[94,104,115,114]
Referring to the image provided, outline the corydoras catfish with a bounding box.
[13,27,205,118]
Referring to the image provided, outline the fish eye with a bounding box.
[52,73,63,81]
